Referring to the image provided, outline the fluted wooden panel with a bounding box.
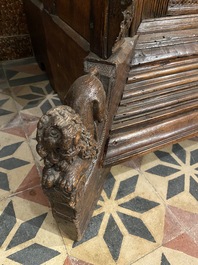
[104,14,198,166]
[142,0,169,18]
[168,0,198,14]
[105,56,198,166]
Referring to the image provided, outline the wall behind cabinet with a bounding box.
[0,0,32,61]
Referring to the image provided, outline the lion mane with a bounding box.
[36,105,98,172]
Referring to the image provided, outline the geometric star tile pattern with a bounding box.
[12,81,61,119]
[142,141,198,207]
[65,167,165,265]
[0,57,198,265]
[0,198,67,265]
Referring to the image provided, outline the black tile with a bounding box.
[119,196,159,213]
[103,215,123,261]
[95,204,102,210]
[190,177,198,201]
[190,149,198,165]
[19,94,43,100]
[45,83,53,94]
[23,99,42,110]
[7,243,60,265]
[7,213,48,250]
[0,109,13,116]
[0,67,8,89]
[0,142,23,158]
[0,172,10,191]
[172,143,186,164]
[52,98,61,106]
[8,74,48,87]
[103,172,115,199]
[73,212,104,247]
[5,69,18,80]
[0,98,9,107]
[161,253,171,265]
[0,157,30,170]
[116,175,138,200]
[99,195,104,202]
[40,100,53,114]
[167,174,185,200]
[155,150,180,166]
[3,58,36,68]
[0,201,16,246]
[146,165,180,177]
[30,85,46,95]
[118,212,156,242]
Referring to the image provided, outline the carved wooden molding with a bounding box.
[169,0,198,6]
[168,0,198,14]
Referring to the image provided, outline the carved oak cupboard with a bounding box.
[24,0,198,240]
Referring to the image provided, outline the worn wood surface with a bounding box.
[42,10,89,101]
[168,0,198,15]
[36,38,135,240]
[28,0,198,241]
[56,0,91,41]
[105,56,198,166]
[138,13,198,33]
[90,0,133,59]
[23,0,53,79]
[132,29,198,65]
[105,13,198,166]
[142,0,169,18]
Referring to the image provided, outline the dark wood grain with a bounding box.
[168,0,198,15]
[27,0,198,241]
[105,12,198,167]
[142,0,169,18]
[90,0,133,59]
[105,111,198,166]
[42,11,89,101]
[138,14,198,33]
[56,0,91,41]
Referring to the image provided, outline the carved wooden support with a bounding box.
[36,38,136,240]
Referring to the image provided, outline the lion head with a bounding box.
[36,105,98,171]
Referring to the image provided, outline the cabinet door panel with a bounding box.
[56,0,91,41]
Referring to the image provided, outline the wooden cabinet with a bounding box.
[25,0,198,241]
[24,0,134,100]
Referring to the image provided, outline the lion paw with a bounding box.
[42,168,60,188]
[58,172,81,193]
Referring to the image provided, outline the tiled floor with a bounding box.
[0,57,198,265]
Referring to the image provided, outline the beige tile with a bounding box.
[133,246,198,265]
[0,93,18,129]
[141,140,198,212]
[62,166,165,265]
[0,131,36,198]
[0,197,67,265]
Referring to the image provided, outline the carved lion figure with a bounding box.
[36,105,98,192]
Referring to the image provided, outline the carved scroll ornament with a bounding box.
[116,2,134,43]
[36,72,106,196]
[112,2,134,53]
